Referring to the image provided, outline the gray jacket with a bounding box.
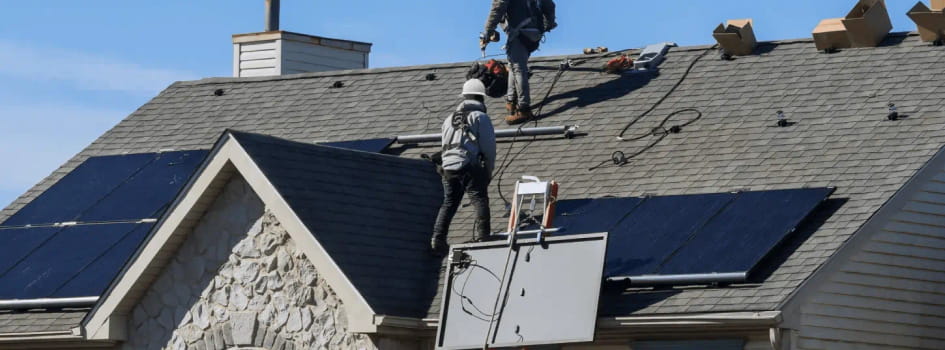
[484,0,556,36]
[442,100,497,174]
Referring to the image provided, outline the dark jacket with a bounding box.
[484,0,556,35]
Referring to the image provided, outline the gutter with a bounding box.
[598,311,782,329]
[383,311,781,333]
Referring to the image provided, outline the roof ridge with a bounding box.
[174,32,919,87]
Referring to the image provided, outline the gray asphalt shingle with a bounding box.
[2,33,945,324]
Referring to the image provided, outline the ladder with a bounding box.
[482,176,558,349]
[499,176,560,244]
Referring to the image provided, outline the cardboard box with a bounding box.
[841,0,893,47]
[713,19,757,56]
[908,1,945,42]
[812,18,852,51]
[934,0,945,10]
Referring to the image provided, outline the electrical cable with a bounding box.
[493,62,572,207]
[587,45,717,171]
[588,108,703,171]
[451,261,501,322]
[491,47,657,206]
[615,45,716,141]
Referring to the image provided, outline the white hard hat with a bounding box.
[461,79,487,97]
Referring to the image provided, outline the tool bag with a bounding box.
[441,110,481,172]
[466,59,509,98]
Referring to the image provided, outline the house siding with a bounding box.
[235,40,279,77]
[797,167,945,349]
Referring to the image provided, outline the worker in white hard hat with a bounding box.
[431,79,497,256]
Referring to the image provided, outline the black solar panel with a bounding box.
[0,223,153,299]
[1,153,156,226]
[659,188,834,275]
[0,150,207,299]
[1,151,207,226]
[321,138,395,153]
[552,188,833,283]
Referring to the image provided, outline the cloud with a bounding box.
[0,40,196,95]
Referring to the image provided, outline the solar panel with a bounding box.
[79,151,207,222]
[550,188,833,284]
[603,192,734,277]
[658,188,834,275]
[0,223,153,299]
[0,227,62,273]
[1,150,207,226]
[320,138,394,153]
[437,233,607,349]
[1,153,155,226]
[0,150,208,300]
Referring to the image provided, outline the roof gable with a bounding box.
[229,131,444,317]
[83,131,443,339]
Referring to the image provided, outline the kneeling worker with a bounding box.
[431,80,497,256]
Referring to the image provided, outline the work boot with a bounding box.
[430,238,449,257]
[505,107,535,125]
[505,102,518,116]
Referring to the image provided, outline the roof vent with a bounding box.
[887,103,900,120]
[908,1,945,44]
[713,19,757,57]
[231,1,372,77]
[812,0,892,52]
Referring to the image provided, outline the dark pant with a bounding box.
[432,163,491,242]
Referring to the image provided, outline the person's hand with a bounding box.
[545,21,557,32]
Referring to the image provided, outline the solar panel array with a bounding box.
[0,150,207,300]
[550,188,833,280]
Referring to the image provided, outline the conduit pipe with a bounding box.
[395,125,578,144]
[0,296,99,310]
[607,272,747,286]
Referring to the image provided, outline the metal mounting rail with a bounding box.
[0,296,99,310]
[395,125,578,144]
[607,272,747,286]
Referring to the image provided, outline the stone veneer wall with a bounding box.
[123,177,422,350]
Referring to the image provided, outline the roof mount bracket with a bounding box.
[633,42,677,71]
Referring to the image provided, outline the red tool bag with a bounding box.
[603,55,634,74]
[466,59,509,98]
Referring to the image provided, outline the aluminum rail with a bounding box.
[607,272,747,286]
[0,296,99,310]
[395,125,578,144]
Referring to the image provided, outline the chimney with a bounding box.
[232,0,372,77]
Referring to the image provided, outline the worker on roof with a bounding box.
[431,80,497,256]
[481,0,557,125]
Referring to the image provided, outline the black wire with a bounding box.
[616,45,717,141]
[451,262,502,322]
[588,108,703,171]
[491,47,658,205]
[493,65,570,207]
[587,45,716,171]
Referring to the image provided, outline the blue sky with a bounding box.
[0,0,924,208]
